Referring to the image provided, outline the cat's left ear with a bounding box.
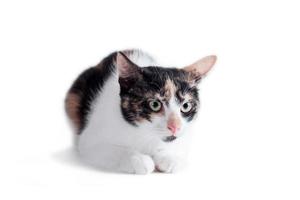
[183,55,217,84]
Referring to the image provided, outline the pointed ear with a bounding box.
[183,55,217,84]
[116,52,140,78]
[116,52,141,89]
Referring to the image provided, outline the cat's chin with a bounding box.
[163,135,177,142]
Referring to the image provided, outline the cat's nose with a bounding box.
[167,113,181,135]
[167,123,179,135]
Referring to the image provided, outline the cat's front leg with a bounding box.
[136,137,186,173]
[125,153,155,174]
[152,150,186,173]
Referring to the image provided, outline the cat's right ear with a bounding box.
[116,52,141,88]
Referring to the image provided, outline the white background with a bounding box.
[0,0,299,199]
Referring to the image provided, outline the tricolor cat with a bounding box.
[65,49,216,174]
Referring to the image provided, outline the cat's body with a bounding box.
[65,49,216,174]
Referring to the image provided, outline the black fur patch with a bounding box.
[66,52,117,132]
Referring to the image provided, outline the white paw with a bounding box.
[155,155,182,173]
[130,154,155,175]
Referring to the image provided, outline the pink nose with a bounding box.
[167,124,179,135]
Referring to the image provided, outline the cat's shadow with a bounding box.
[52,147,82,167]
[52,147,115,174]
[52,147,142,175]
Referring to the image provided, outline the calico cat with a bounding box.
[65,49,216,174]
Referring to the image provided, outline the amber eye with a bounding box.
[181,102,192,113]
[149,100,162,112]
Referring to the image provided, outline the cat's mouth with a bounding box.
[163,135,177,142]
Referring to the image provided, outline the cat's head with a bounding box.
[116,52,216,142]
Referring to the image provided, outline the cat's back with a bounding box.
[65,49,156,133]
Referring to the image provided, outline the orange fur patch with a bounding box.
[164,79,176,100]
[65,93,81,130]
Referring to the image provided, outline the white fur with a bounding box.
[77,50,193,174]
[125,49,158,67]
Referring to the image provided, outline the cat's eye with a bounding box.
[181,102,193,113]
[149,100,162,112]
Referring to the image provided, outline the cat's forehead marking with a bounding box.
[162,78,192,104]
[163,78,176,101]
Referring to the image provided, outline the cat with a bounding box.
[65,49,216,174]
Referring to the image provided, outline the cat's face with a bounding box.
[116,53,216,142]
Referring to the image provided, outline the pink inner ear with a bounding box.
[116,53,130,76]
[116,52,138,78]
[183,55,217,76]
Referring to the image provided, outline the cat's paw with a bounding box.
[130,154,155,175]
[154,155,183,173]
